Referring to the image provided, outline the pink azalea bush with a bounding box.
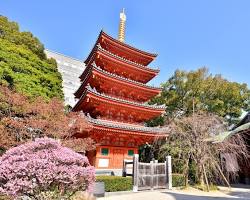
[0,138,95,198]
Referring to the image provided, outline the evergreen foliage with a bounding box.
[95,174,185,192]
[0,16,63,99]
[96,176,132,192]
[150,68,250,124]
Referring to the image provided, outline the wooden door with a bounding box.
[112,148,124,168]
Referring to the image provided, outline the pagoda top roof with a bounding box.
[85,30,157,65]
[100,30,157,57]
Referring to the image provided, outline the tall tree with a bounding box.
[150,68,250,124]
[159,112,248,189]
[0,16,63,100]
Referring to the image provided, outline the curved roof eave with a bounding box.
[100,30,157,58]
[84,30,158,65]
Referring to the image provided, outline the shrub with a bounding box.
[70,191,96,200]
[96,174,185,192]
[0,194,12,200]
[172,174,185,187]
[31,190,63,200]
[0,138,95,198]
[96,176,132,192]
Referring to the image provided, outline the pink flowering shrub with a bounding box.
[0,138,95,197]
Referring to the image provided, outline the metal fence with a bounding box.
[123,154,172,192]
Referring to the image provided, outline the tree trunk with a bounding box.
[202,164,210,192]
[184,158,189,187]
[215,162,231,188]
[197,163,204,185]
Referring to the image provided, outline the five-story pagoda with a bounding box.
[73,9,166,170]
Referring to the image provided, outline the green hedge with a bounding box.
[96,174,185,192]
[96,176,132,192]
[172,173,185,187]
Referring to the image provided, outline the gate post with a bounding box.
[166,156,172,189]
[154,160,158,189]
[122,160,126,177]
[150,160,154,190]
[133,154,139,192]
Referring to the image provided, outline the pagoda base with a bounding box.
[84,117,167,169]
[87,146,137,169]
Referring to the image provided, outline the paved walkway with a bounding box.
[98,187,250,200]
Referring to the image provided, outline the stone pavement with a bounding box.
[98,187,250,200]
[218,185,250,200]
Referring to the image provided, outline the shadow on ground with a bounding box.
[163,190,250,200]
[227,191,250,199]
[100,187,250,200]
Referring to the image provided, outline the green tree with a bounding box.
[0,16,63,100]
[0,16,45,59]
[150,68,250,124]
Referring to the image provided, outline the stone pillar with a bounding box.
[150,160,154,190]
[133,154,139,192]
[154,160,158,189]
[166,156,172,189]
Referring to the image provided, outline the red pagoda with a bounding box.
[73,10,166,170]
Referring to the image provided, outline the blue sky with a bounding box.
[1,0,250,87]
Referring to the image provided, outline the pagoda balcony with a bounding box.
[73,85,166,122]
[85,31,157,66]
[86,114,168,136]
[75,62,162,101]
[81,44,159,83]
[74,115,168,149]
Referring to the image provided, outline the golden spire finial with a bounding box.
[118,8,126,42]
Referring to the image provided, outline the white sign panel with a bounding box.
[98,159,109,167]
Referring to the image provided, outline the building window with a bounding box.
[128,150,134,156]
[101,148,109,156]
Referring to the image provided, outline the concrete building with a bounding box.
[45,49,85,107]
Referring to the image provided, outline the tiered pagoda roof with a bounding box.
[73,30,167,144]
[81,43,159,83]
[75,62,162,101]
[86,114,167,135]
[73,84,165,123]
[75,85,165,110]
